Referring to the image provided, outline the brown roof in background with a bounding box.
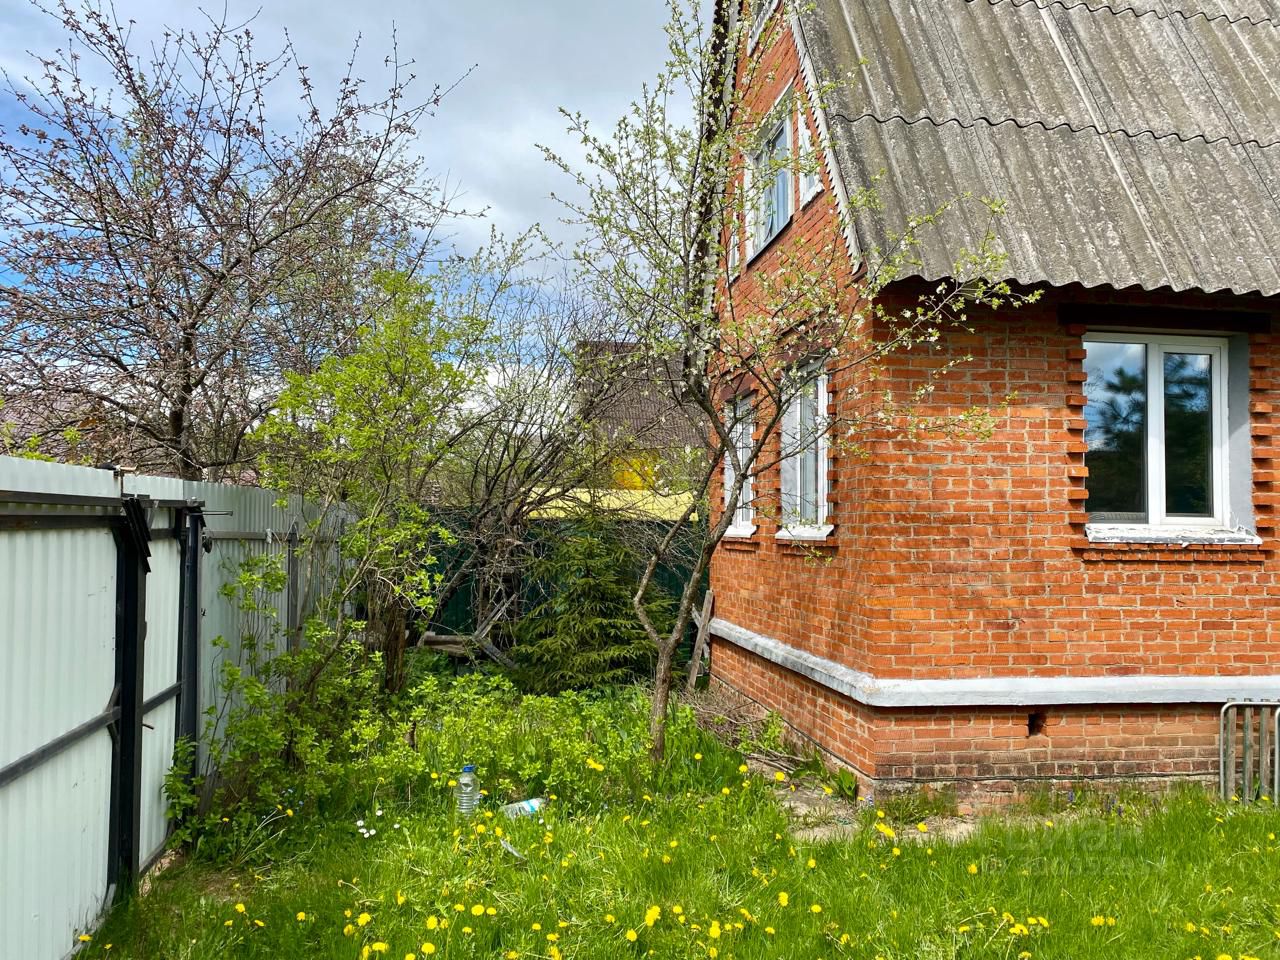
[575,340,705,452]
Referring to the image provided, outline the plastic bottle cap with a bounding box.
[462,764,476,773]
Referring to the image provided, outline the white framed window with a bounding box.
[726,212,740,279]
[1083,332,1231,531]
[748,108,792,257]
[778,363,831,539]
[748,0,780,52]
[796,105,822,204]
[723,395,755,536]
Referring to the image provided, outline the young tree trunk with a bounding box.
[648,639,677,762]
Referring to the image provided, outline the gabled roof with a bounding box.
[794,0,1280,295]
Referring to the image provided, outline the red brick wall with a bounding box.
[712,638,1224,798]
[709,8,1280,792]
[712,291,1280,681]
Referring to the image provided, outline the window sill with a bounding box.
[1084,524,1262,546]
[723,524,757,540]
[775,524,834,542]
[800,184,822,209]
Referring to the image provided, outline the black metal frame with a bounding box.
[108,495,150,888]
[0,486,205,900]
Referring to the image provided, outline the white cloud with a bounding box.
[0,0,672,251]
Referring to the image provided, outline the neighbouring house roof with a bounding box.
[794,0,1280,295]
[575,340,704,452]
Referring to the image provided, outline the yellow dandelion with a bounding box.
[343,924,355,936]
[253,919,264,928]
[709,921,722,939]
[645,905,661,927]
[77,935,92,943]
[625,929,638,942]
[778,891,790,907]
[357,912,373,927]
[421,943,436,955]
[370,944,389,955]
[774,771,787,782]
[295,912,306,922]
[917,822,928,832]
[234,903,246,914]
[471,904,484,917]
[426,916,439,931]
[967,863,979,875]
[810,904,823,914]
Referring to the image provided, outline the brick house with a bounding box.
[708,0,1280,797]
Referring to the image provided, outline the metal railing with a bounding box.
[1219,701,1280,801]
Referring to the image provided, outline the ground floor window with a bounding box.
[1083,333,1229,527]
[779,363,830,537]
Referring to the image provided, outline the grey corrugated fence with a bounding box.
[0,456,338,960]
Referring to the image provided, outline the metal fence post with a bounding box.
[176,506,204,744]
[286,521,301,651]
[109,496,151,891]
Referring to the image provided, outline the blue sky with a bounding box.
[0,0,673,253]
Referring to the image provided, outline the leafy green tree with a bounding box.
[257,269,493,689]
[513,520,668,694]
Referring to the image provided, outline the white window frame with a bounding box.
[778,364,832,540]
[748,0,780,52]
[1083,331,1230,536]
[724,396,756,537]
[796,102,822,205]
[747,96,793,260]
[726,211,740,280]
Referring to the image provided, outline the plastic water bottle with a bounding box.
[453,764,480,816]
[500,797,546,819]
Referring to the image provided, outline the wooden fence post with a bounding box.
[685,589,715,695]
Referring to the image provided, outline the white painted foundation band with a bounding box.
[709,617,1280,708]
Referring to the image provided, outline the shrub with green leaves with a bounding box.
[511,521,669,694]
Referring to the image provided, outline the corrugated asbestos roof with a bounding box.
[797,0,1280,294]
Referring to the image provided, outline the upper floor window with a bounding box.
[750,110,792,256]
[724,395,755,535]
[748,0,780,51]
[1083,333,1230,528]
[779,363,830,538]
[726,212,740,279]
[796,106,822,204]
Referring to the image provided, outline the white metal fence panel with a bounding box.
[0,733,113,960]
[139,699,177,865]
[0,526,117,767]
[2,457,341,960]
[140,529,182,866]
[0,473,120,960]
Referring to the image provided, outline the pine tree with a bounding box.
[513,521,668,693]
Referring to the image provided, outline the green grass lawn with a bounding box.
[79,682,1280,960]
